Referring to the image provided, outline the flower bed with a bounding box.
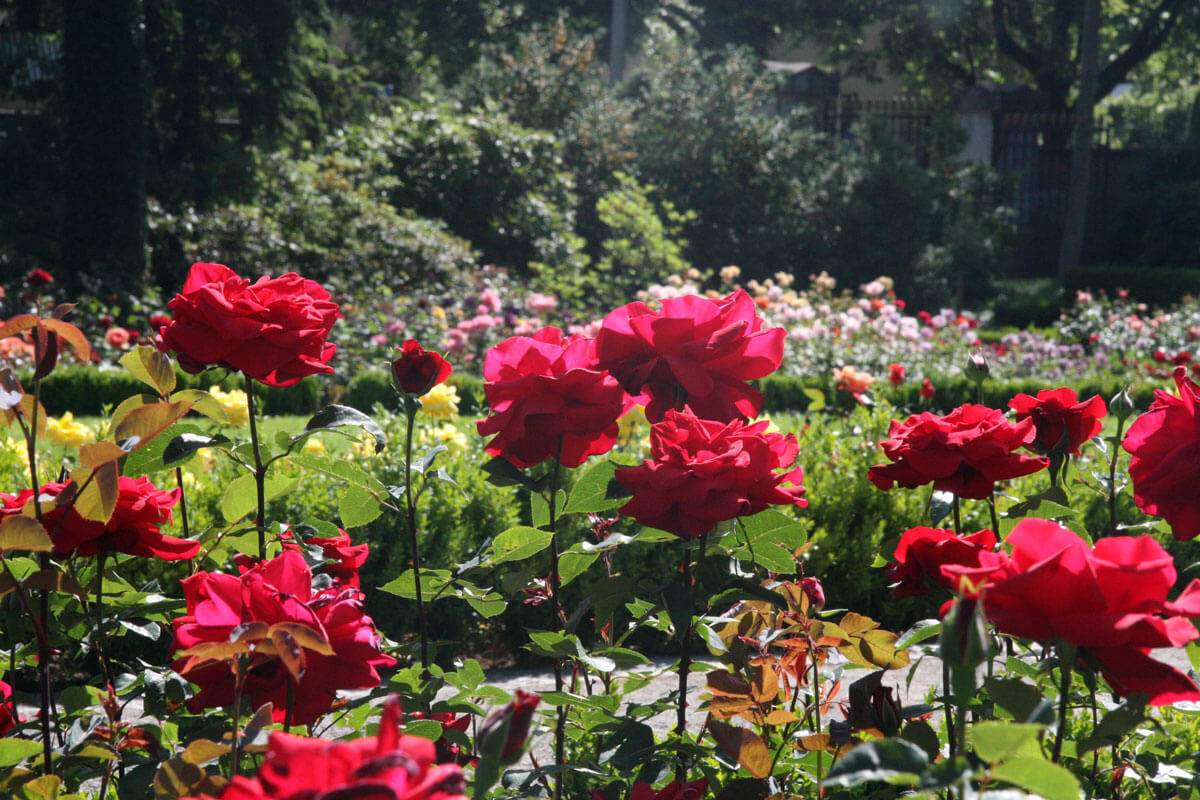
[0,263,1199,800]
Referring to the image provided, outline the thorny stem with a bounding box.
[402,399,430,678]
[244,373,267,559]
[547,439,565,800]
[674,537,695,783]
[812,650,824,784]
[987,492,999,536]
[173,465,192,541]
[94,550,112,685]
[1052,655,1073,763]
[1108,415,1127,534]
[230,654,248,778]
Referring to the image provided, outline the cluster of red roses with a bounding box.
[475,289,807,539]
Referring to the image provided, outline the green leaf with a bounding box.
[896,619,942,650]
[968,721,1043,763]
[339,485,383,529]
[379,568,454,599]
[575,638,616,673]
[119,346,177,395]
[530,491,566,530]
[403,720,444,741]
[491,526,554,565]
[983,677,1045,722]
[122,421,203,477]
[559,551,598,586]
[990,755,1081,800]
[661,577,693,644]
[562,460,623,515]
[290,452,387,494]
[739,509,807,548]
[305,405,386,453]
[802,387,826,411]
[0,739,43,767]
[1078,705,1145,754]
[457,580,506,618]
[744,542,796,574]
[821,739,930,788]
[481,456,529,488]
[0,516,51,553]
[221,472,299,524]
[528,630,576,659]
[168,388,230,424]
[163,433,230,466]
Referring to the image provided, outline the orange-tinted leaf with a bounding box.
[22,569,87,601]
[178,739,228,766]
[708,718,773,779]
[839,612,878,636]
[68,461,120,523]
[41,318,91,363]
[229,621,269,644]
[708,697,755,720]
[31,324,58,380]
[763,709,799,726]
[169,389,229,424]
[113,400,193,452]
[108,393,159,433]
[269,622,334,656]
[0,572,16,598]
[0,315,40,339]
[120,346,177,396]
[0,515,51,553]
[79,441,128,469]
[270,628,306,681]
[153,755,227,800]
[175,640,254,664]
[708,670,753,697]
[751,666,780,704]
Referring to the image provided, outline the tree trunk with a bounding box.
[1056,0,1100,282]
[61,0,148,295]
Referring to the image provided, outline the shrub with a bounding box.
[1065,264,1200,310]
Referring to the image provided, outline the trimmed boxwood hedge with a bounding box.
[35,365,322,416]
[1066,264,1200,310]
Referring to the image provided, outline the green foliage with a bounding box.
[988,278,1065,328]
[148,147,478,294]
[365,99,586,275]
[535,172,696,313]
[1106,148,1200,270]
[343,371,484,416]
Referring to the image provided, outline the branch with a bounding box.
[992,0,1045,78]
[1097,0,1189,99]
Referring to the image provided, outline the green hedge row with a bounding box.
[1066,264,1200,310]
[36,365,322,416]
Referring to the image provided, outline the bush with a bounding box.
[987,278,1064,328]
[365,99,586,275]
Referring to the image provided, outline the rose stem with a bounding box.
[1108,414,1127,534]
[244,373,267,559]
[945,495,961,756]
[1052,654,1073,763]
[26,367,55,776]
[285,680,295,730]
[402,395,430,678]
[675,532,702,783]
[94,550,112,685]
[174,465,192,544]
[230,654,247,777]
[548,438,565,800]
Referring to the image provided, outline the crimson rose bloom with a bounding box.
[960,519,1200,705]
[392,339,452,396]
[192,697,467,800]
[595,289,785,422]
[887,527,1004,599]
[615,409,806,539]
[868,404,1048,500]
[0,680,17,735]
[156,262,339,387]
[1123,366,1200,539]
[1,477,195,560]
[477,690,540,764]
[171,550,394,725]
[1008,387,1106,455]
[281,528,369,588]
[476,327,629,468]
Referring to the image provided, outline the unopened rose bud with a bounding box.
[964,349,989,384]
[391,339,453,397]
[1110,386,1135,423]
[477,690,540,765]
[940,596,988,675]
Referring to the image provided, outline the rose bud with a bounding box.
[391,339,453,397]
[476,690,539,765]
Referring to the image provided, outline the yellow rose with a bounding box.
[209,386,250,427]
[420,383,459,420]
[45,412,95,448]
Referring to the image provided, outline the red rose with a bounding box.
[1123,366,1200,539]
[156,262,339,387]
[595,289,785,422]
[919,378,935,400]
[1008,387,1106,455]
[171,550,394,725]
[195,697,467,800]
[1,477,195,560]
[299,530,369,588]
[889,363,905,385]
[629,779,708,800]
[392,339,452,396]
[476,690,540,764]
[0,680,17,735]
[886,527,1004,598]
[476,327,628,468]
[868,404,1048,500]
[961,519,1200,705]
[614,408,806,539]
[26,269,53,286]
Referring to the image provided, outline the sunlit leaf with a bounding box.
[120,346,177,395]
[0,516,51,553]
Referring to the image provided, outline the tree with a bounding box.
[789,1,1200,115]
